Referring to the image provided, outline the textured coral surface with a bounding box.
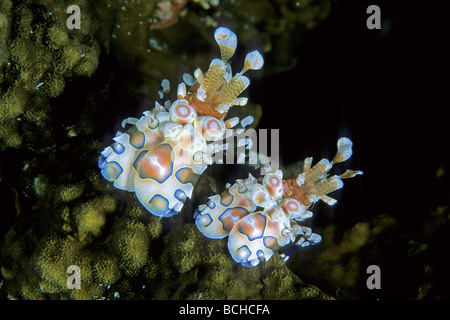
[1,0,448,301]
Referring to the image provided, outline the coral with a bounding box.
[316,222,371,288]
[0,0,101,150]
[150,0,188,30]
[289,214,397,298]
[94,254,122,287]
[278,0,331,30]
[35,235,88,293]
[73,195,116,243]
[192,0,220,10]
[60,182,85,203]
[164,224,204,275]
[112,219,151,276]
[261,257,331,299]
[33,174,50,198]
[139,222,334,300]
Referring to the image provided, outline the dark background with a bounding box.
[254,0,449,298]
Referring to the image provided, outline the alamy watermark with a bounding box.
[366,265,381,290]
[66,265,81,289]
[67,264,382,292]
[67,4,382,32]
[66,5,81,30]
[162,126,280,175]
[205,127,280,175]
[366,5,381,30]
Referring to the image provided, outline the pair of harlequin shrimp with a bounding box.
[99,27,363,267]
[195,137,362,267]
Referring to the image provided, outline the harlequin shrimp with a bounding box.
[98,27,264,218]
[195,137,363,267]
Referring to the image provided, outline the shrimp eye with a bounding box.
[199,117,226,141]
[169,99,197,124]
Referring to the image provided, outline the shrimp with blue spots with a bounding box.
[195,138,363,267]
[98,27,264,218]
